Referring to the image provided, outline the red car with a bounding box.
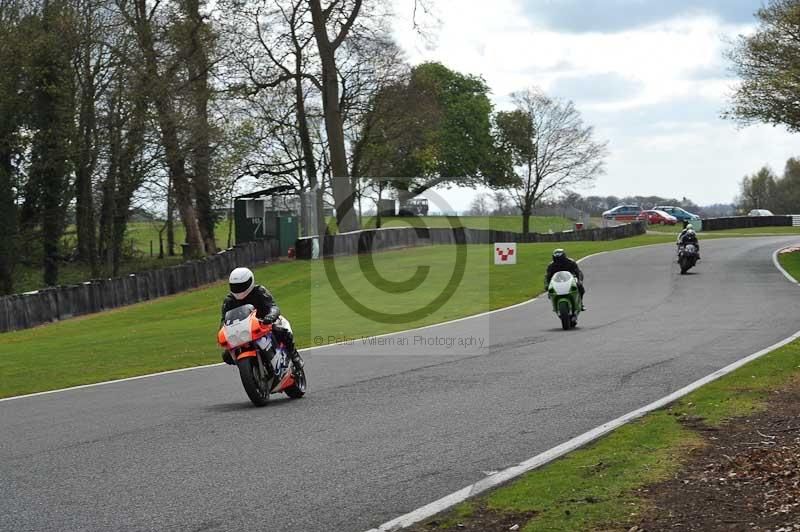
[638,209,678,225]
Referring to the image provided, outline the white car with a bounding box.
[748,209,774,216]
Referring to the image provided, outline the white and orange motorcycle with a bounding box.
[217,304,306,406]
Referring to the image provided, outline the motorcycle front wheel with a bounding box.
[558,300,572,330]
[238,357,271,407]
[285,363,307,399]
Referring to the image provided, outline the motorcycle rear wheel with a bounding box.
[558,300,572,330]
[238,357,271,407]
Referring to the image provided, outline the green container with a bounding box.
[277,216,298,256]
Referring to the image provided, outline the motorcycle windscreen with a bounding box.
[224,304,255,325]
[549,271,575,295]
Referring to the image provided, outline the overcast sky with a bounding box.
[390,0,798,212]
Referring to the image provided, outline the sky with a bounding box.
[389,0,798,213]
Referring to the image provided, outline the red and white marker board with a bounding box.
[494,243,517,265]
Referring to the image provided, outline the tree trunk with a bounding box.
[184,0,216,253]
[0,147,15,294]
[166,182,175,256]
[98,142,117,271]
[308,0,359,234]
[522,205,532,235]
[74,22,97,273]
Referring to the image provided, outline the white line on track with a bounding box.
[364,244,800,532]
[0,248,619,403]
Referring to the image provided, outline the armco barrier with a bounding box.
[294,222,646,260]
[701,215,793,231]
[0,239,280,333]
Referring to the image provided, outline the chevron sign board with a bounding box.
[494,243,517,265]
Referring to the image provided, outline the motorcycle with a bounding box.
[677,243,699,274]
[546,271,582,330]
[217,304,306,406]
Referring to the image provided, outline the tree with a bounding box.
[467,194,488,216]
[24,1,77,286]
[73,0,118,274]
[737,167,777,212]
[355,62,505,202]
[0,0,26,293]
[117,0,207,257]
[221,0,328,237]
[777,157,800,212]
[495,88,608,235]
[491,190,515,215]
[179,0,217,253]
[725,1,800,131]
[308,0,361,233]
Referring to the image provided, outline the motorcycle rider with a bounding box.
[220,267,303,371]
[677,224,700,259]
[545,248,586,310]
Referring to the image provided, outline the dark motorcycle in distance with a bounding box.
[678,243,699,274]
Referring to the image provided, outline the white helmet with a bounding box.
[685,223,693,230]
[229,267,255,300]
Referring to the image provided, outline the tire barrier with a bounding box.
[701,215,793,231]
[0,239,280,333]
[294,222,646,260]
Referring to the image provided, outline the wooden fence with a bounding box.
[0,239,279,333]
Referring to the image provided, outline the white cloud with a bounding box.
[391,0,797,209]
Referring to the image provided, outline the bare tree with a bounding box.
[467,195,488,216]
[495,88,608,234]
[491,190,515,215]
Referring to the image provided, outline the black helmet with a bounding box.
[553,248,566,261]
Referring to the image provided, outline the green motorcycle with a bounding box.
[546,271,582,330]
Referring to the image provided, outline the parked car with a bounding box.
[748,209,774,216]
[654,206,700,223]
[602,205,641,221]
[638,209,678,225]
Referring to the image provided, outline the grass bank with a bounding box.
[412,336,800,532]
[0,234,673,398]
[778,248,800,279]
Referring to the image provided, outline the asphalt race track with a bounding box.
[2,237,799,532]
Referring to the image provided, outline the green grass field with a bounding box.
[14,219,235,294]
[0,235,675,398]
[419,333,800,531]
[779,249,800,280]
[361,215,576,233]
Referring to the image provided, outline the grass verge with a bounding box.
[0,234,674,398]
[411,335,800,532]
[778,249,800,280]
